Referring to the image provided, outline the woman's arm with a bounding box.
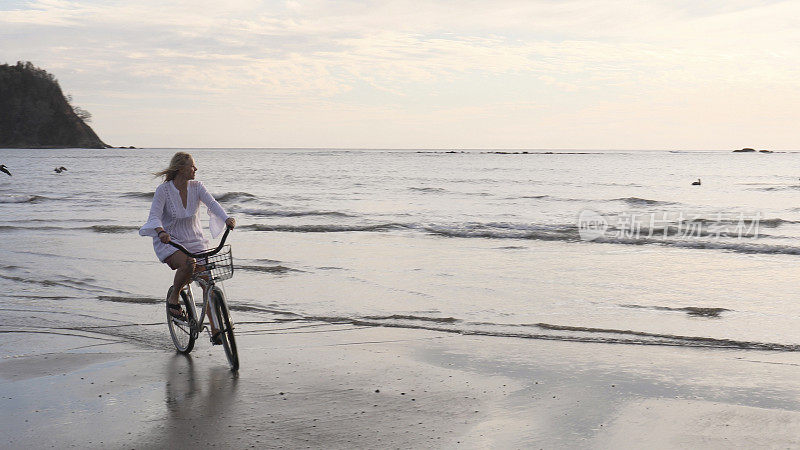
[138,184,167,237]
[196,181,235,235]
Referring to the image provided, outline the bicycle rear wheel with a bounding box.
[211,287,239,370]
[167,286,197,353]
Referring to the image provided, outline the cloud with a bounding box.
[2,0,799,147]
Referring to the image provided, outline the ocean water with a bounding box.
[2,148,800,352]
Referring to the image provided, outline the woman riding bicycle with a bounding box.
[139,152,236,339]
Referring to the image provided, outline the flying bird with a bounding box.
[0,165,10,176]
[54,166,67,173]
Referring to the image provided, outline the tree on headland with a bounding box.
[72,106,92,123]
[64,94,93,122]
[0,61,107,148]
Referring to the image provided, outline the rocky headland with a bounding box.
[0,61,108,148]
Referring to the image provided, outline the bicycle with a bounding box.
[165,225,239,370]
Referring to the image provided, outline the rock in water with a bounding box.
[0,61,109,149]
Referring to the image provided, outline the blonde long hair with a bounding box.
[154,152,193,182]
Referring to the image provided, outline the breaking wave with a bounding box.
[242,223,406,233]
[0,225,67,232]
[613,197,677,206]
[97,295,163,304]
[121,192,154,200]
[0,194,48,203]
[236,220,800,255]
[421,222,576,240]
[236,264,303,274]
[232,207,355,218]
[688,217,797,228]
[1,214,796,255]
[751,186,800,192]
[362,314,459,323]
[509,194,592,202]
[0,273,106,293]
[619,304,730,318]
[215,307,800,351]
[408,187,448,193]
[0,224,140,234]
[87,225,140,234]
[214,191,259,203]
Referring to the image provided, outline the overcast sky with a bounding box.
[2,0,799,149]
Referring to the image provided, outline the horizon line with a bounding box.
[120,147,790,152]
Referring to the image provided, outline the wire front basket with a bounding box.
[195,245,234,283]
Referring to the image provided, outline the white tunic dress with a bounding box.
[139,180,230,262]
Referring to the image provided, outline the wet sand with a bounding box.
[2,321,800,448]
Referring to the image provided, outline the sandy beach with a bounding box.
[3,315,800,449]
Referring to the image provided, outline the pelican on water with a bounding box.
[691,179,701,186]
[54,166,67,174]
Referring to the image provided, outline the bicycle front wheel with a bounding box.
[167,286,196,353]
[211,287,239,370]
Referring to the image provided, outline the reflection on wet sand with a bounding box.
[162,354,239,447]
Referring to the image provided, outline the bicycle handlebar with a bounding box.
[167,225,232,258]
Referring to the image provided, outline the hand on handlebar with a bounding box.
[226,217,236,229]
[159,230,171,244]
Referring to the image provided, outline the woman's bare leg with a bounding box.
[166,254,218,338]
[165,251,195,305]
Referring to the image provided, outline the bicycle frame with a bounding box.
[168,226,233,341]
[182,275,217,339]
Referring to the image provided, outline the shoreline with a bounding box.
[3,320,800,448]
